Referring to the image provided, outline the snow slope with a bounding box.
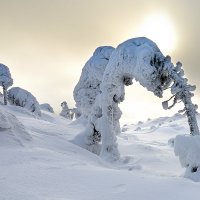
[1,105,200,200]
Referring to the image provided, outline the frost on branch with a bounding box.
[73,46,114,118]
[8,87,41,116]
[0,64,13,105]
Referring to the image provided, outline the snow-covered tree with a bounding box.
[162,57,199,135]
[74,37,172,160]
[160,57,200,181]
[8,87,41,116]
[0,64,13,105]
[98,37,170,161]
[74,37,199,163]
[73,46,115,154]
[40,103,54,113]
[60,101,71,119]
[73,46,114,118]
[71,107,81,119]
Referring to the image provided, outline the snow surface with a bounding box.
[1,105,200,200]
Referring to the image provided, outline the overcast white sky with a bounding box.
[0,0,200,123]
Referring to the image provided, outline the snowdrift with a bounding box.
[0,106,31,147]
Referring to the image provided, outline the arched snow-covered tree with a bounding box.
[75,37,172,160]
[8,87,41,116]
[98,37,170,161]
[0,64,13,105]
[73,46,114,118]
[74,37,199,164]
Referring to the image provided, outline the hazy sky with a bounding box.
[0,0,200,123]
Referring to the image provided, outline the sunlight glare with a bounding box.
[135,14,177,54]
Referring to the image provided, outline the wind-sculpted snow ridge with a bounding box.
[0,106,31,147]
[8,87,41,116]
[73,46,115,118]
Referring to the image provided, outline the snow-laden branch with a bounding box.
[162,57,199,135]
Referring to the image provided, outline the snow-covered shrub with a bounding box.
[60,101,71,119]
[174,135,200,181]
[8,87,41,116]
[0,63,13,105]
[73,46,114,118]
[40,103,54,113]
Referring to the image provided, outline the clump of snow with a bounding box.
[73,46,114,118]
[40,103,54,113]
[8,87,41,116]
[174,135,200,181]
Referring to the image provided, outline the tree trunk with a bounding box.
[2,84,7,105]
[183,94,199,135]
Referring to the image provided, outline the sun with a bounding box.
[135,14,177,54]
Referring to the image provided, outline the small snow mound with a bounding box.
[174,135,200,181]
[40,103,54,113]
[0,108,31,147]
